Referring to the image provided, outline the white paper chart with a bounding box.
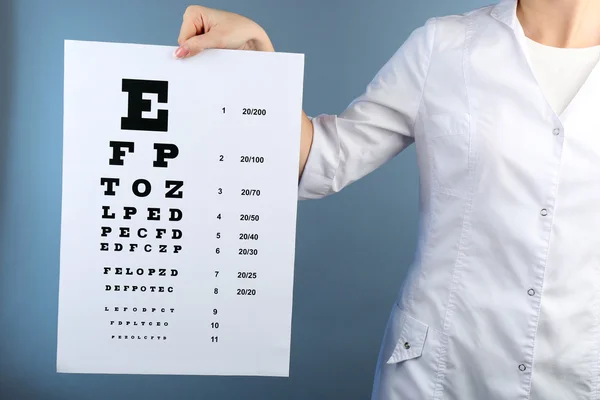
[57,40,304,376]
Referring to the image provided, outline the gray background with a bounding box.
[0,0,489,399]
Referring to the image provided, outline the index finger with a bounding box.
[178,7,205,45]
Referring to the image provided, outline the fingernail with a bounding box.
[174,46,189,59]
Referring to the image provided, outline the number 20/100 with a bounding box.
[240,156,264,163]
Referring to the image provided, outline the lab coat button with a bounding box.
[540,209,548,216]
[519,364,526,371]
[553,128,561,135]
[527,289,535,296]
[404,342,411,349]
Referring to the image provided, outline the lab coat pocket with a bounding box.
[373,303,446,399]
[384,305,429,364]
[424,113,471,198]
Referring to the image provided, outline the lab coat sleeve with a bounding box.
[298,18,437,200]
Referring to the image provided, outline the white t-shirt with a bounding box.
[525,37,600,115]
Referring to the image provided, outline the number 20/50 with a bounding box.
[240,214,259,222]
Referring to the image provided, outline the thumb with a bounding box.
[175,31,226,58]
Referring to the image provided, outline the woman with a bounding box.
[175,0,600,399]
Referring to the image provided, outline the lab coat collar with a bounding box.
[490,0,519,31]
[489,0,600,123]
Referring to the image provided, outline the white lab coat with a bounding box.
[298,0,600,399]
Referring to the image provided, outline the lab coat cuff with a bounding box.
[298,114,340,200]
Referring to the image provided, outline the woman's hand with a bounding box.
[175,5,275,58]
[175,5,314,179]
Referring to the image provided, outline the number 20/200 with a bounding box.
[242,108,266,116]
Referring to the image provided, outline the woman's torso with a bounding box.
[373,2,600,399]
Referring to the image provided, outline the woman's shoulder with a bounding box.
[416,3,506,52]
[431,3,498,38]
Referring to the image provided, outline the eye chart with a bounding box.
[57,40,304,376]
